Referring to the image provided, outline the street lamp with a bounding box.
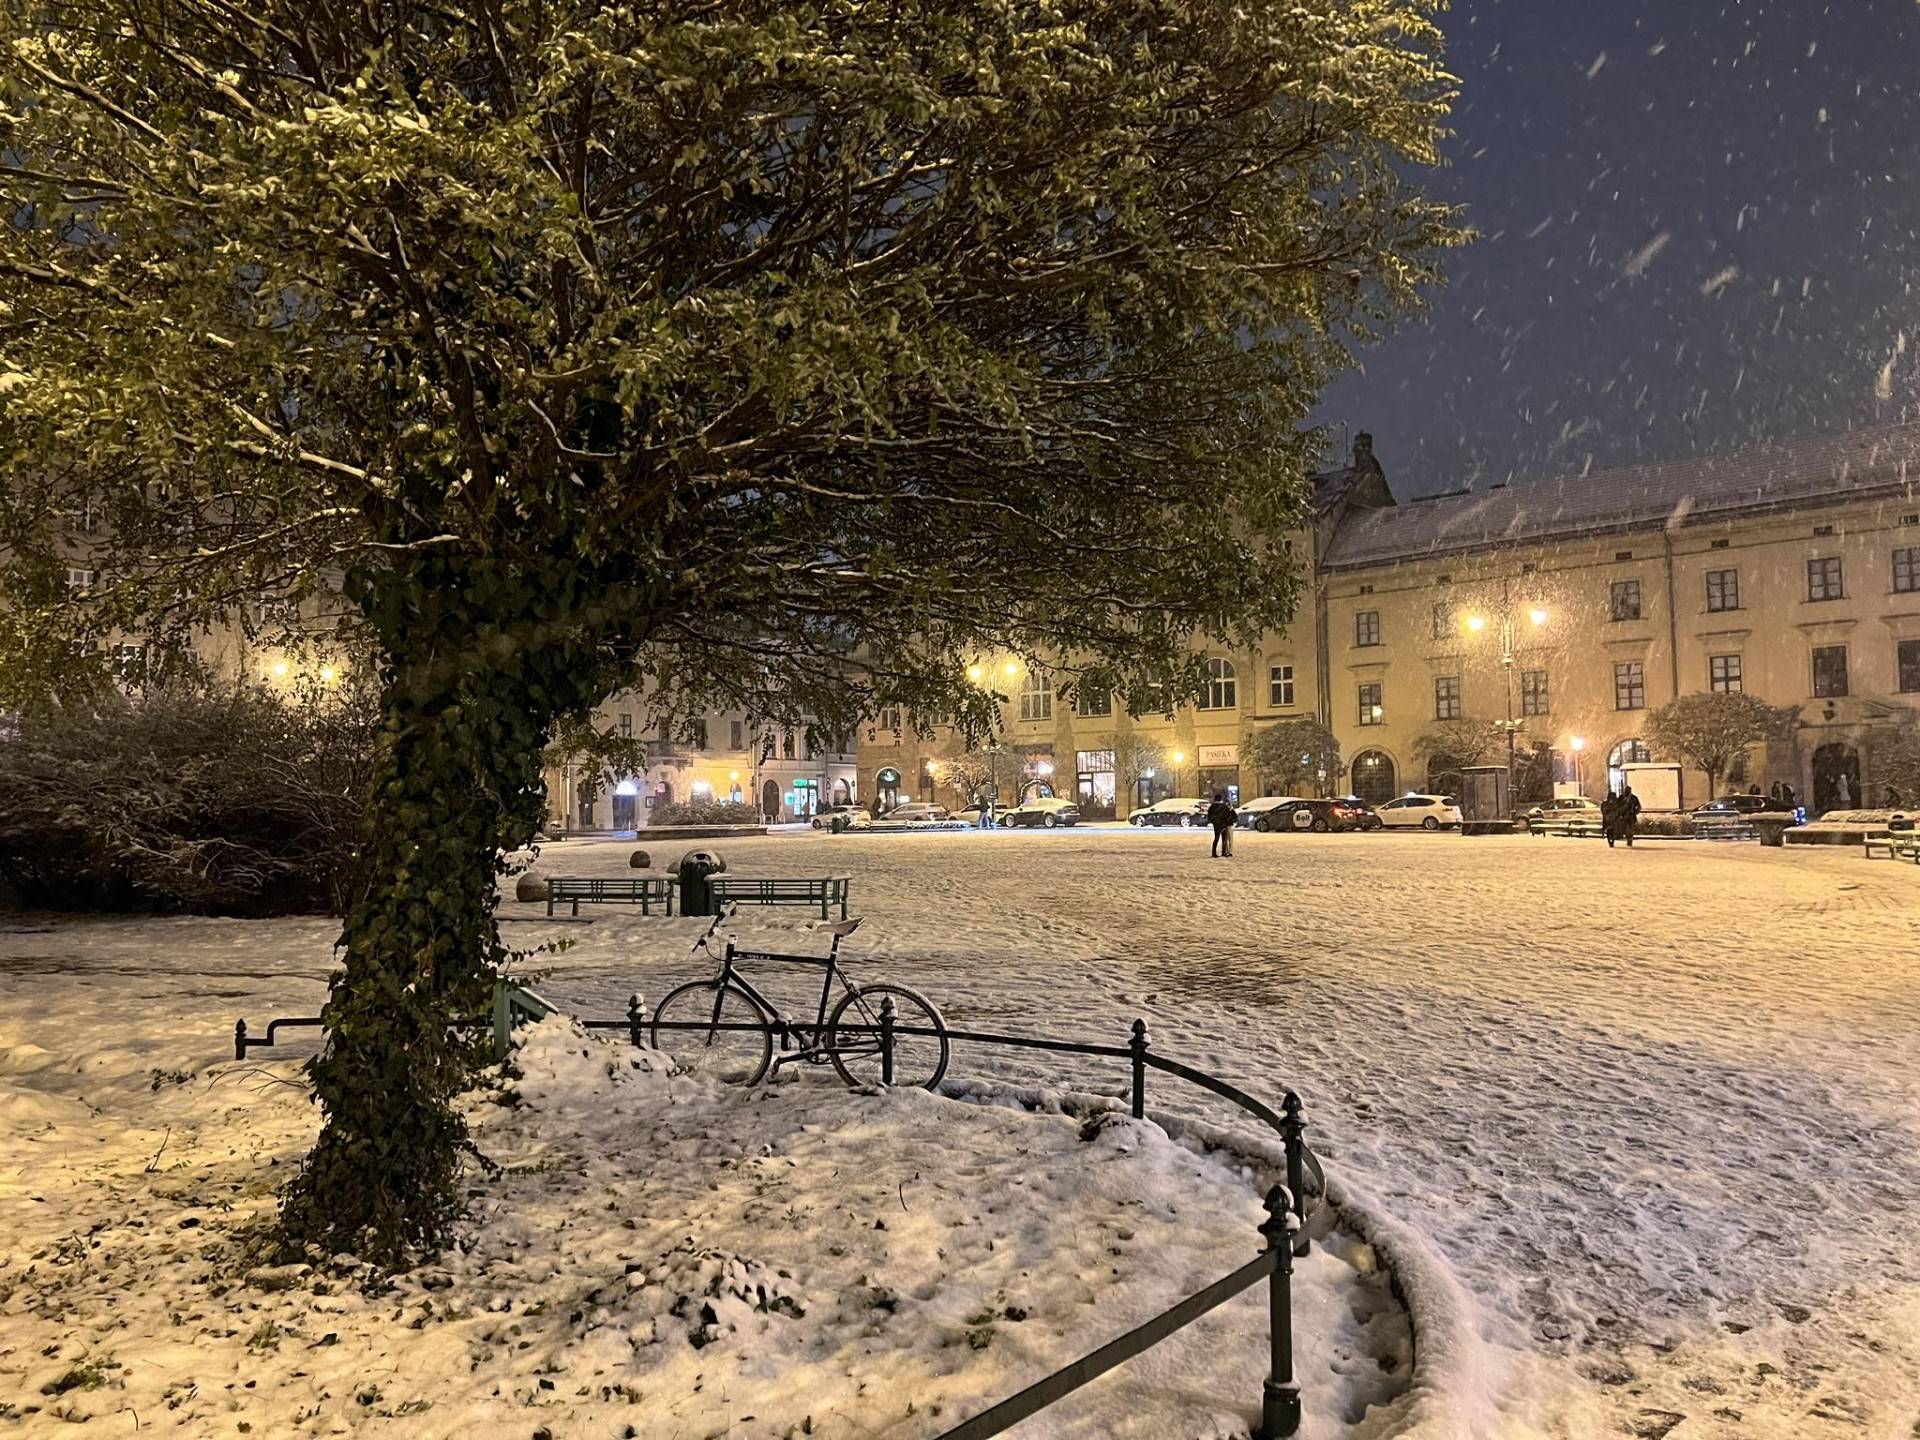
[1465,584,1547,817]
[1570,736,1585,792]
[1171,749,1187,796]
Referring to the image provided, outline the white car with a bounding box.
[1375,793,1462,830]
[811,805,872,831]
[882,802,950,823]
[1127,797,1208,828]
[1235,796,1302,831]
[1000,796,1082,829]
[1524,796,1603,831]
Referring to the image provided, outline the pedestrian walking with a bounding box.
[1768,780,1785,807]
[1618,782,1642,848]
[1206,792,1237,857]
[1601,788,1620,848]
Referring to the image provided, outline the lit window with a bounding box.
[1709,655,1743,693]
[1358,683,1383,726]
[1433,675,1461,720]
[1355,610,1381,647]
[1075,686,1112,718]
[1610,579,1643,622]
[1431,602,1455,640]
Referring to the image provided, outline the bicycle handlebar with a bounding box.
[690,901,740,954]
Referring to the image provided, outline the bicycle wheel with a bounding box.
[827,983,950,1090]
[651,981,773,1085]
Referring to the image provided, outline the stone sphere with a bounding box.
[628,849,652,870]
[514,871,549,903]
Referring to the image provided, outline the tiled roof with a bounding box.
[1321,423,1920,569]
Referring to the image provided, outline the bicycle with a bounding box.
[650,905,950,1089]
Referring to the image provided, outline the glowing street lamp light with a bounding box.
[1528,607,1550,627]
[1466,614,1488,633]
[267,658,290,680]
[1001,659,1020,679]
[966,662,985,683]
[318,664,339,685]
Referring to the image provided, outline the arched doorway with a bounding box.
[1351,750,1396,805]
[874,766,902,814]
[1812,742,1861,812]
[760,778,781,820]
[834,779,852,805]
[1607,739,1650,794]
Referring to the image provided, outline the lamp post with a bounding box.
[1170,749,1187,797]
[1570,736,1585,795]
[1466,583,1547,819]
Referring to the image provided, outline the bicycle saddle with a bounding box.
[822,917,864,938]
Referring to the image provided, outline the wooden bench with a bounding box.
[1691,815,1758,842]
[1863,829,1897,858]
[709,875,853,919]
[1863,828,1919,860]
[546,876,676,916]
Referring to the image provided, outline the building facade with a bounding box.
[551,702,858,832]
[864,424,1920,816]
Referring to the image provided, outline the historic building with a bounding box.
[551,702,859,831]
[863,423,1920,816]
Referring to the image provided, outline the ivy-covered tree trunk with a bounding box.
[278,560,604,1264]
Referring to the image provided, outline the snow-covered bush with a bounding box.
[648,799,759,827]
[0,683,375,915]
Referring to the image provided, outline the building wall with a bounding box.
[549,699,857,831]
[1320,490,1920,808]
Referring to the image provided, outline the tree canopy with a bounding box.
[1647,691,1797,797]
[1,0,1460,1262]
[1244,717,1341,797]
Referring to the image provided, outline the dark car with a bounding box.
[1690,793,1780,821]
[1267,797,1371,834]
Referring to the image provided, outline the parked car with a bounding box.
[1127,797,1209,828]
[1374,793,1463,830]
[1001,796,1082,829]
[951,802,988,826]
[1336,796,1386,831]
[881,802,951,823]
[1266,797,1371,833]
[1236,795,1302,831]
[1690,793,1778,821]
[1524,796,1603,831]
[811,804,872,831]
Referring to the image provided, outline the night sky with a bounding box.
[1318,0,1920,497]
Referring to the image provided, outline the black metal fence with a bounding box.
[234,991,1326,1440]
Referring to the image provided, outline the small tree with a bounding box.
[1648,692,1797,799]
[1875,719,1920,807]
[937,737,1003,804]
[1412,718,1505,789]
[1244,718,1342,797]
[1083,732,1166,812]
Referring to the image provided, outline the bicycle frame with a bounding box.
[699,918,868,1075]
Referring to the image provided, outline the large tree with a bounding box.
[1412,717,1505,787]
[1243,717,1341,797]
[0,0,1459,1261]
[1648,691,1798,800]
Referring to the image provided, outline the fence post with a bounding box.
[879,996,896,1085]
[492,980,512,1063]
[1258,1185,1301,1440]
[1281,1092,1310,1257]
[627,992,648,1049]
[233,1018,247,1061]
[1129,1018,1149,1119]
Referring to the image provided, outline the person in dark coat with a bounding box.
[1601,789,1620,847]
[1617,783,1642,847]
[1206,792,1236,857]
[1768,780,1785,807]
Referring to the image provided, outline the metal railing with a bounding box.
[234,987,1326,1440]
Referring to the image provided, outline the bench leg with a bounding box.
[571,899,581,918]
[546,894,554,916]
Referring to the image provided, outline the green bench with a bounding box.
[546,876,677,916]
[708,874,853,919]
[1863,829,1920,862]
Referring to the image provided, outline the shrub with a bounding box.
[0,683,375,915]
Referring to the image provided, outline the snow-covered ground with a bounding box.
[5,829,1920,1436]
